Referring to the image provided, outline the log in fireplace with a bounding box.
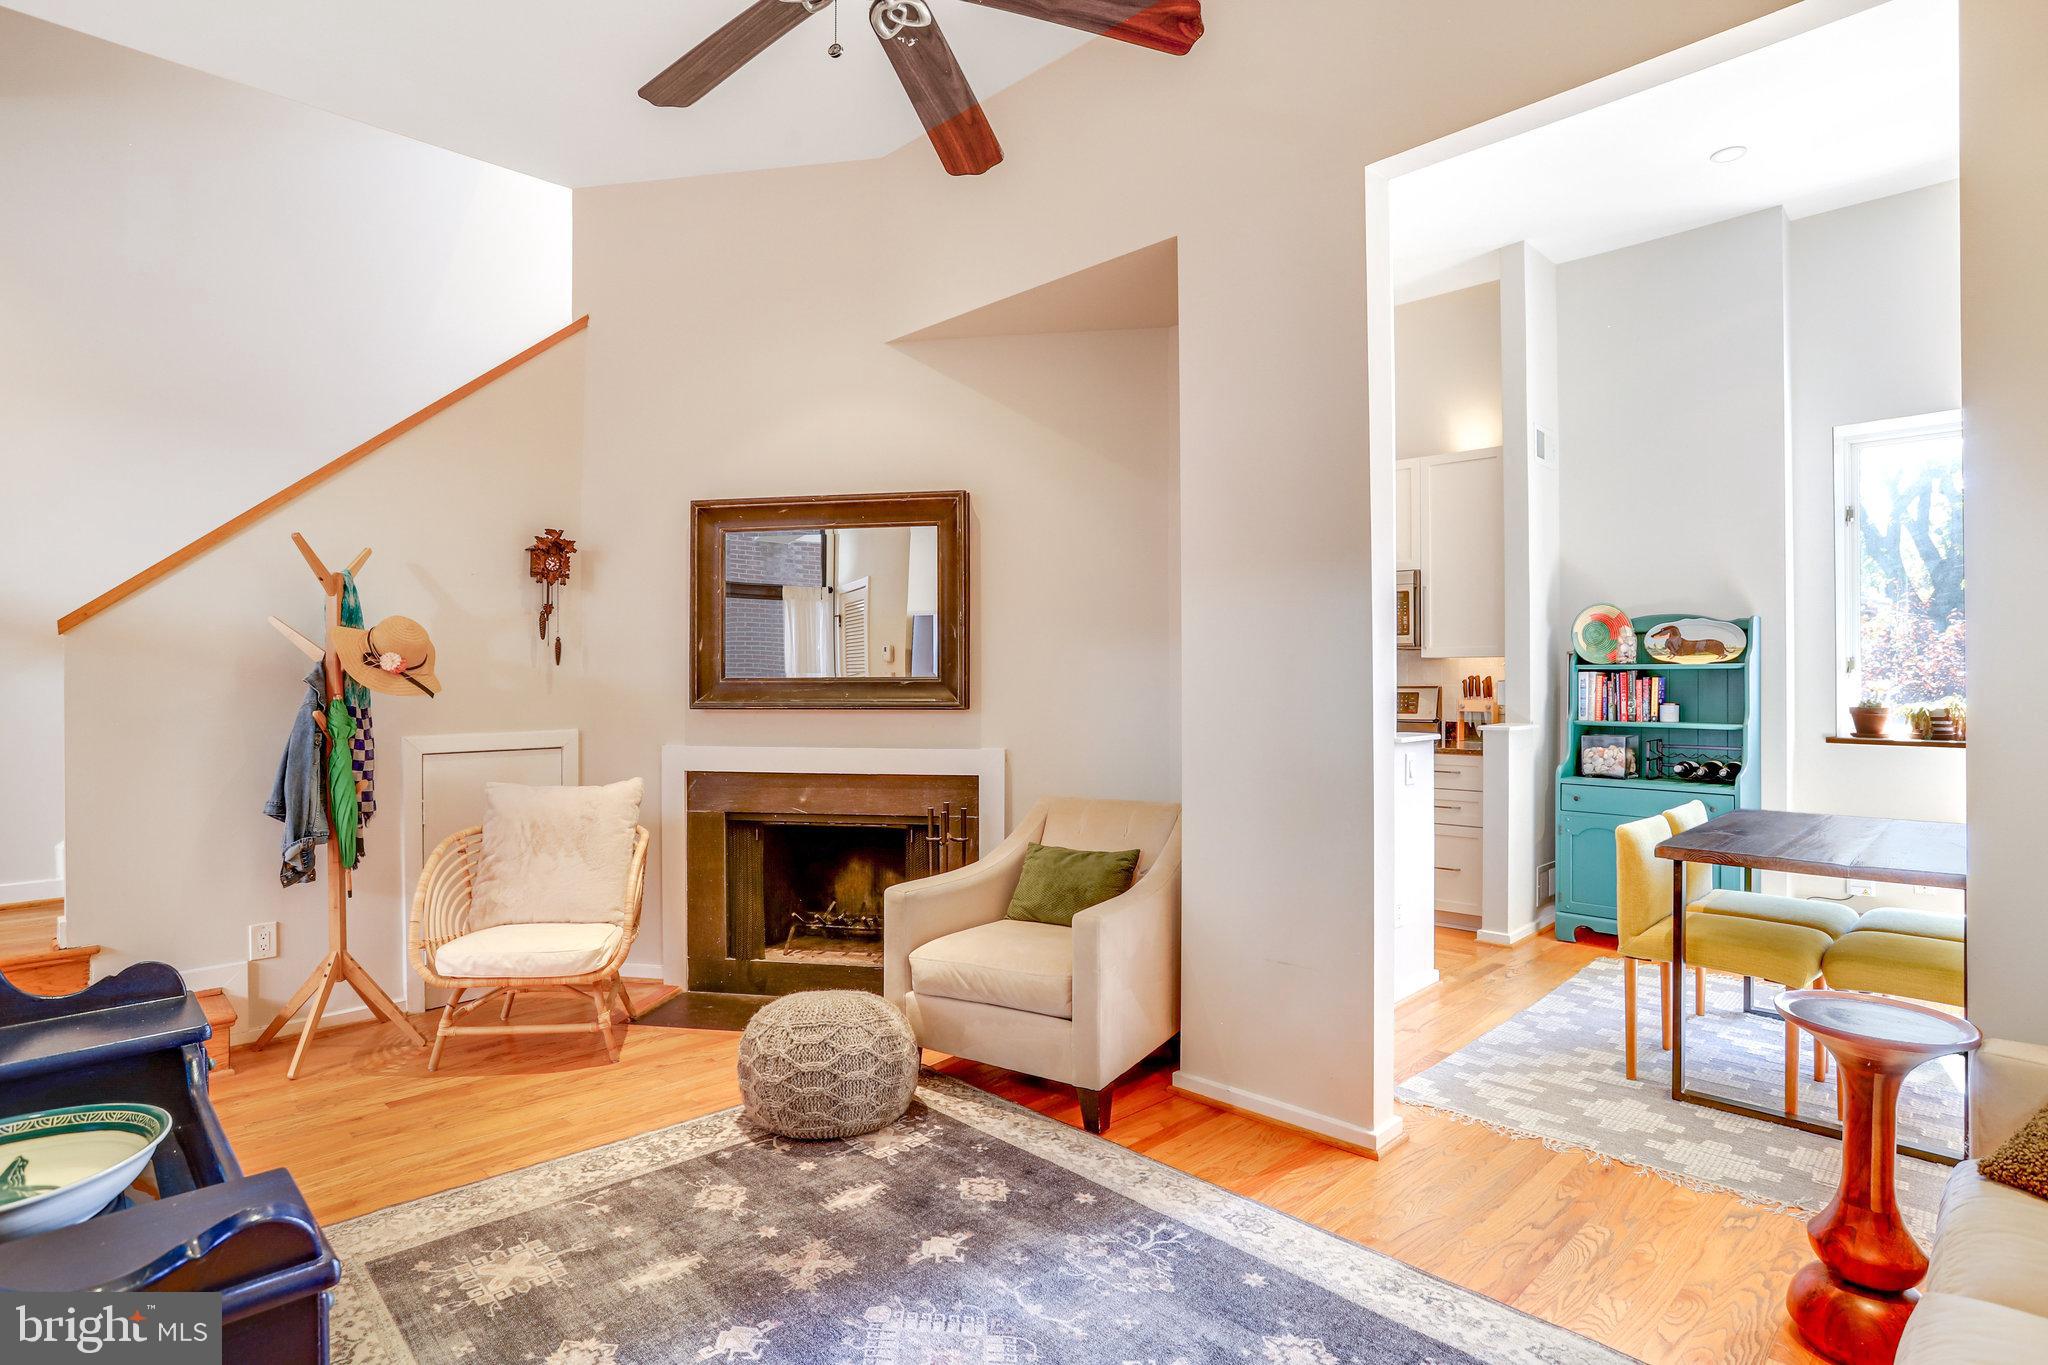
[685,771,980,997]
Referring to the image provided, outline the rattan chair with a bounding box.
[410,824,649,1070]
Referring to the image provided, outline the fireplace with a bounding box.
[686,771,980,996]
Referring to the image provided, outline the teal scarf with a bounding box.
[339,570,371,712]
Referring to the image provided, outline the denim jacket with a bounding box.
[263,668,328,886]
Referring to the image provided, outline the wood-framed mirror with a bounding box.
[690,491,970,709]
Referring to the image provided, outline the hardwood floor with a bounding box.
[210,930,1823,1363]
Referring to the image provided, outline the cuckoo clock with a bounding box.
[528,529,576,665]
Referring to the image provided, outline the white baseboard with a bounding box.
[233,995,375,1045]
[0,878,63,906]
[1170,1071,1405,1155]
[624,959,666,982]
[1394,969,1440,1004]
[179,960,250,995]
[1476,915,1551,947]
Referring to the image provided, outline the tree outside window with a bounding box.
[1836,412,1965,733]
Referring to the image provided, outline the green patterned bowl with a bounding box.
[0,1103,173,1241]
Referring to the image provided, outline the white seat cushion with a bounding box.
[1921,1162,2048,1317]
[1898,1292,2048,1362]
[909,920,1073,1020]
[434,922,623,980]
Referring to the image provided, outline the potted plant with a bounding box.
[1929,698,1966,742]
[1848,689,1893,739]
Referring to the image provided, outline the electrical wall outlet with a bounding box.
[249,921,279,961]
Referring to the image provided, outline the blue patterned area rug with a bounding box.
[1397,957,1960,1238]
[330,1074,1628,1364]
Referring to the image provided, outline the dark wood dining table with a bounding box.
[1655,809,1968,1162]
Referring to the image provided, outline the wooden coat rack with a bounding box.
[250,533,427,1077]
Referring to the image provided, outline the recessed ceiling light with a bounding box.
[1710,145,1749,164]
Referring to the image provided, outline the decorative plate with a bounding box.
[1644,617,1747,664]
[0,1103,172,1241]
[1573,604,1637,663]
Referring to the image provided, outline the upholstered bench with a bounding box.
[1822,908,1965,1008]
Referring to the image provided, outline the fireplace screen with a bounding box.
[742,820,911,969]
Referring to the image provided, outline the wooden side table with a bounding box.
[1777,990,1980,1364]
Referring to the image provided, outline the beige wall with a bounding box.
[1396,282,1504,460]
[0,8,570,899]
[574,0,1788,1146]
[1559,209,1796,807]
[45,0,1801,1143]
[1961,0,2048,1048]
[1788,183,1964,838]
[62,341,588,1028]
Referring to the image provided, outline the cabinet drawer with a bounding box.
[1432,791,1483,829]
[1435,754,1482,793]
[1433,828,1482,912]
[1559,781,1736,820]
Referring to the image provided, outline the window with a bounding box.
[1834,411,1965,735]
[722,530,827,679]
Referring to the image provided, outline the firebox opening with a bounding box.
[747,820,911,969]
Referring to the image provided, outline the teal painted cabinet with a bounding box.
[1553,615,1762,943]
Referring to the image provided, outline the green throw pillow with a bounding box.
[1004,843,1141,927]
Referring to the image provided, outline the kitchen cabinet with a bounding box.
[1393,735,1440,999]
[1431,751,1484,919]
[1419,448,1505,658]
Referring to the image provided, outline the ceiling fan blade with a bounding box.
[956,0,1204,56]
[871,2,1003,177]
[640,0,826,108]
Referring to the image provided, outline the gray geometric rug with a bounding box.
[330,1073,1630,1364]
[1397,957,1960,1239]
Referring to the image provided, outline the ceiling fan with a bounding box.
[640,0,1205,177]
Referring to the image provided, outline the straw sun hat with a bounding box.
[331,615,441,698]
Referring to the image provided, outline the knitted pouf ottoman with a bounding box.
[737,990,920,1140]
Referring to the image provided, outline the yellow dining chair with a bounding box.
[1614,813,1835,1115]
[1662,799,1860,1080]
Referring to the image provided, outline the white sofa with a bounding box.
[1897,1039,2048,1359]
[882,797,1181,1134]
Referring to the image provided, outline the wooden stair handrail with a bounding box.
[57,315,590,635]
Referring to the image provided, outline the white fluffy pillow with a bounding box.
[472,779,644,928]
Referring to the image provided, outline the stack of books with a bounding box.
[1577,671,1666,722]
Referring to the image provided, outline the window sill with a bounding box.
[1825,734,1966,750]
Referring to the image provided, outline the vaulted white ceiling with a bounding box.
[3,0,1091,188]
[1392,0,1958,301]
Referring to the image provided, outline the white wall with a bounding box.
[1960,0,2048,1049]
[574,0,1787,1150]
[62,340,587,1031]
[0,9,571,898]
[1787,182,1964,831]
[568,177,1186,964]
[1395,283,1503,459]
[1500,243,1564,918]
[1558,208,1796,806]
[40,0,1791,1146]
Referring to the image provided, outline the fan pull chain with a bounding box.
[829,0,843,58]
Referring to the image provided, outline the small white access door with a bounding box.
[400,730,580,1010]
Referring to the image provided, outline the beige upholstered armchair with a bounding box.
[884,797,1181,1134]
[410,823,649,1070]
